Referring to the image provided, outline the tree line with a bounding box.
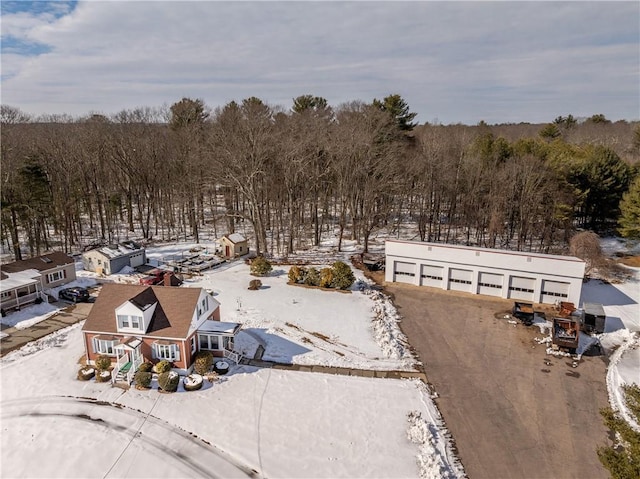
[1,97,638,261]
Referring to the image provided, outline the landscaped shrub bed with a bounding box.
[94,355,111,371]
[183,374,204,391]
[77,366,95,381]
[158,371,179,392]
[288,261,355,290]
[95,369,111,383]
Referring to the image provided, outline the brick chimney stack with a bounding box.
[164,272,172,287]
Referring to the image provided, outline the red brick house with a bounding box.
[82,283,241,383]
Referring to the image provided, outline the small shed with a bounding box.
[82,241,146,275]
[219,234,248,259]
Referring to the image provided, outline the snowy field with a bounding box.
[1,241,463,478]
[1,238,638,478]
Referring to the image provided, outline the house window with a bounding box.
[1,291,11,299]
[198,334,220,350]
[92,337,117,356]
[152,342,180,361]
[46,270,66,283]
[117,314,143,330]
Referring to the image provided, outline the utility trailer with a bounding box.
[582,303,606,334]
[512,302,535,326]
[552,317,580,352]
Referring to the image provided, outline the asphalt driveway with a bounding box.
[385,283,610,479]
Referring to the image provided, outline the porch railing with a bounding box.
[223,349,242,364]
[1,291,48,311]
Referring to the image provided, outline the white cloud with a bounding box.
[1,1,638,123]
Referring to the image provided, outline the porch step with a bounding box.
[119,362,132,373]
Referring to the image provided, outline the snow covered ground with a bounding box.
[1,238,638,478]
[0,241,463,478]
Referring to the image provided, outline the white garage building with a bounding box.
[385,240,586,305]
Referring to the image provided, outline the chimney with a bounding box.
[164,272,172,287]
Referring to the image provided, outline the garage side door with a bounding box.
[449,268,473,292]
[540,280,570,304]
[508,276,535,301]
[420,265,444,287]
[478,272,503,297]
[393,261,416,284]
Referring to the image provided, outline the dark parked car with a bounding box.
[59,287,90,303]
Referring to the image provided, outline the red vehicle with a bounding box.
[139,269,166,285]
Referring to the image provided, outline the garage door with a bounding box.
[540,280,570,304]
[508,276,535,301]
[394,261,416,284]
[477,272,503,297]
[420,265,444,287]
[448,268,473,292]
[129,252,145,268]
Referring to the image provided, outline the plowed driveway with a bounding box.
[386,283,609,479]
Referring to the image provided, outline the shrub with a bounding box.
[183,374,204,391]
[598,385,640,479]
[77,366,95,381]
[155,360,172,374]
[94,355,112,371]
[304,267,320,286]
[134,371,152,389]
[250,256,272,277]
[138,362,153,373]
[158,371,180,392]
[193,351,214,375]
[288,265,306,284]
[248,279,262,290]
[95,369,111,383]
[319,268,334,288]
[332,261,355,290]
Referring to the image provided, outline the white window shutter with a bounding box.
[174,345,180,362]
[92,337,98,353]
[151,343,158,359]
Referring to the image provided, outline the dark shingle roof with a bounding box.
[82,283,204,339]
[1,252,74,274]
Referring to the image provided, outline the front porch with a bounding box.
[112,337,143,384]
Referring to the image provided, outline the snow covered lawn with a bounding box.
[0,325,463,478]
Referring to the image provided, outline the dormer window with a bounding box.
[117,314,143,331]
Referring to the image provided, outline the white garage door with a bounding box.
[129,252,145,268]
[394,261,416,284]
[448,268,473,292]
[508,276,535,301]
[540,280,570,304]
[420,265,444,287]
[478,272,503,297]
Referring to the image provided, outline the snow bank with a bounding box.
[605,332,640,432]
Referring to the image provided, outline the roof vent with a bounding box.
[41,256,53,263]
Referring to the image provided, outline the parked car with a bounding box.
[139,269,167,285]
[59,287,90,303]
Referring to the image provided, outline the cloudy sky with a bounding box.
[1,1,638,124]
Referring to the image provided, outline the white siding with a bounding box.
[478,272,503,297]
[393,261,416,284]
[508,276,535,301]
[448,268,473,292]
[420,265,444,287]
[541,280,570,303]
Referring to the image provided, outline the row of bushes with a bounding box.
[288,261,355,290]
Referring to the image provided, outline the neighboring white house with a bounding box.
[385,240,586,305]
[82,241,146,275]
